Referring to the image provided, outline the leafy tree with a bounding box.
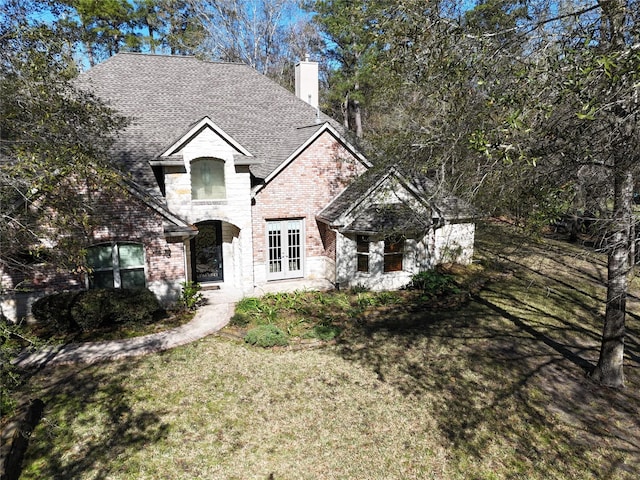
[1,2,127,279]
[58,0,141,66]
[134,0,206,55]
[0,0,127,412]
[306,0,382,138]
[456,0,639,387]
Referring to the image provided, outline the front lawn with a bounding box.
[15,221,640,479]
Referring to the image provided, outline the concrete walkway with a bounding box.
[11,279,335,370]
[12,300,234,370]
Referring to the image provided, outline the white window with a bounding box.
[87,243,146,289]
[191,158,226,200]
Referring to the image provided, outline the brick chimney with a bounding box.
[295,55,319,110]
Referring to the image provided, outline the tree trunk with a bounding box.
[342,92,349,130]
[353,98,363,139]
[590,166,633,388]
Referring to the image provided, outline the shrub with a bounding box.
[180,281,203,311]
[306,324,341,341]
[229,312,251,327]
[32,288,162,332]
[31,291,82,332]
[244,324,289,348]
[408,270,460,297]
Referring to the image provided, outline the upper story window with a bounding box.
[87,242,145,289]
[191,158,226,200]
[383,237,404,273]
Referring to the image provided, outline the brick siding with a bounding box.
[252,131,365,274]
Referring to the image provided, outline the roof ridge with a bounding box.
[112,51,247,66]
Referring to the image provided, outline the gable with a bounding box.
[318,169,432,234]
[253,123,371,195]
[76,53,343,193]
[157,117,256,164]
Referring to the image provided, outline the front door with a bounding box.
[267,219,304,280]
[192,221,223,282]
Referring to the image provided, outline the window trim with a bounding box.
[87,242,146,289]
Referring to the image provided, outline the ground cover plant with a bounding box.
[14,221,640,479]
[228,266,480,347]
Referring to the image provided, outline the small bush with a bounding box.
[32,288,162,332]
[408,270,460,297]
[229,312,251,327]
[306,324,341,341]
[244,324,289,348]
[180,281,203,311]
[31,291,82,332]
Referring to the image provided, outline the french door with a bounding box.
[267,219,304,280]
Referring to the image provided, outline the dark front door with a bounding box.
[192,221,223,282]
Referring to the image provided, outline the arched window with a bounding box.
[191,158,226,200]
[87,242,146,289]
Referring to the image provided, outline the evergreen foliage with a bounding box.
[31,288,163,332]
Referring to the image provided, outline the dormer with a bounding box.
[150,116,258,168]
[148,117,261,215]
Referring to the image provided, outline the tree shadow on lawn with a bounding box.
[19,357,170,479]
[334,253,640,478]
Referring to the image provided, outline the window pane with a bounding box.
[121,269,146,289]
[268,223,282,273]
[384,254,403,272]
[91,271,114,289]
[192,159,226,199]
[87,245,113,269]
[357,254,369,272]
[384,238,404,253]
[118,244,144,268]
[288,223,301,271]
[357,235,369,253]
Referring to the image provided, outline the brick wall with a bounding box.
[252,131,366,282]
[0,188,187,321]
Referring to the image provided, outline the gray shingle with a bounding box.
[77,53,336,192]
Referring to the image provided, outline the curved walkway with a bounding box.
[12,302,233,370]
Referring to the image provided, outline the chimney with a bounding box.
[295,55,319,110]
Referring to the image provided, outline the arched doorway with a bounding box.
[191,221,223,282]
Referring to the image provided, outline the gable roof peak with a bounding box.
[77,52,357,189]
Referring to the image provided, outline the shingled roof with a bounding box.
[317,166,476,233]
[77,53,337,193]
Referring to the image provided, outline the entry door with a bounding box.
[267,219,304,280]
[192,221,223,282]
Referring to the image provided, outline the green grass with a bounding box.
[15,221,640,479]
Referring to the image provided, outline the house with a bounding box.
[0,53,475,321]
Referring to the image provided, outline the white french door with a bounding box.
[267,219,304,280]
